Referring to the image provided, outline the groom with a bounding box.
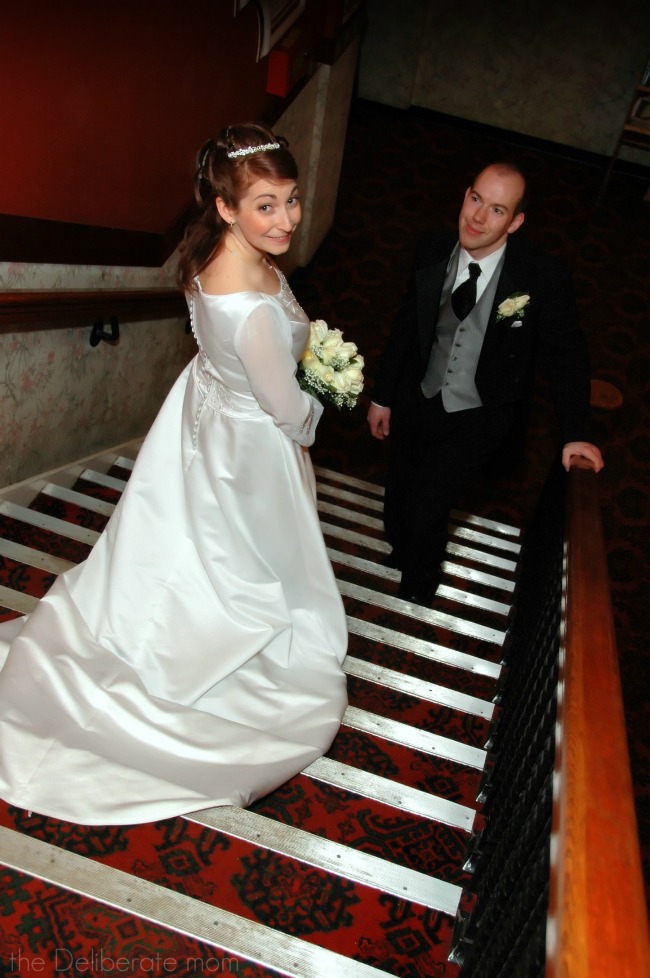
[367,161,603,604]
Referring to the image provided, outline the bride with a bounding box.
[0,122,348,825]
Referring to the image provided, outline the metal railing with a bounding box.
[451,460,649,978]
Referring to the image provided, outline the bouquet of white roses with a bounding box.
[297,320,364,410]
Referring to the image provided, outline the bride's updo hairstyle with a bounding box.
[178,122,298,290]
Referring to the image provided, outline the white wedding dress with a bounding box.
[0,266,348,825]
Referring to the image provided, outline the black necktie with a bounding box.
[451,262,481,321]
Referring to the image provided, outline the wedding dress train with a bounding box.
[0,267,348,825]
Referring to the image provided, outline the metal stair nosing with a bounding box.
[303,756,476,832]
[0,825,392,978]
[338,579,507,646]
[327,545,514,607]
[0,500,100,546]
[314,467,521,538]
[186,806,462,916]
[346,616,502,680]
[319,499,521,557]
[343,659,495,723]
[0,441,141,503]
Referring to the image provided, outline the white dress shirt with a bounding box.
[454,243,506,300]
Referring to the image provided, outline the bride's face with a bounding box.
[229,178,301,258]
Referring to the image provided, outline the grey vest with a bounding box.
[421,248,505,412]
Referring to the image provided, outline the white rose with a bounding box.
[301,349,318,369]
[332,369,352,393]
[319,347,335,366]
[339,341,358,360]
[309,320,328,344]
[337,361,363,396]
[321,328,344,353]
[314,359,335,385]
[320,331,344,365]
[498,293,530,319]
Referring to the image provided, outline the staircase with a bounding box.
[0,441,521,977]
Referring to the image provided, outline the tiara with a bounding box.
[227,141,280,159]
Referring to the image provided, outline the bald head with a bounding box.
[458,163,527,258]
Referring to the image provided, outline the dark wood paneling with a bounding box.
[0,214,169,268]
[0,289,186,332]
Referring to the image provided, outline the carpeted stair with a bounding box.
[0,441,522,977]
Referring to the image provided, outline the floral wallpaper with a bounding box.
[0,313,196,489]
[358,0,650,165]
[0,257,178,292]
[0,246,195,488]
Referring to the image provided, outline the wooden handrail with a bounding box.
[548,465,650,976]
[0,288,187,332]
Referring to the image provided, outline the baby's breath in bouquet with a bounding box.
[297,320,364,409]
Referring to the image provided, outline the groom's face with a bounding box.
[458,165,526,259]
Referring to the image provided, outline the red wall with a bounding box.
[0,0,303,235]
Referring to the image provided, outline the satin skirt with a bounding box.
[0,360,348,824]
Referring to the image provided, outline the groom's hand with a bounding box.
[562,441,604,472]
[368,403,391,440]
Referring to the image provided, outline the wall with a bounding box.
[0,316,195,488]
[0,1,276,241]
[0,225,190,486]
[357,0,650,166]
[0,0,360,267]
[276,39,361,272]
[0,9,361,487]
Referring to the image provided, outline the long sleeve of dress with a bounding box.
[235,299,323,447]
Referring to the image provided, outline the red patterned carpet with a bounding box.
[2,454,507,975]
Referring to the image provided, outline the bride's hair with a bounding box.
[178,122,298,291]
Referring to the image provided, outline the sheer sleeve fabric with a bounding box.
[234,298,323,447]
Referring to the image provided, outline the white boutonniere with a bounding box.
[496,292,530,323]
[297,320,365,409]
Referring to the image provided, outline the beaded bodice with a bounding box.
[186,265,310,447]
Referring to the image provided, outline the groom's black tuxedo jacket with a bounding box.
[373,230,592,444]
